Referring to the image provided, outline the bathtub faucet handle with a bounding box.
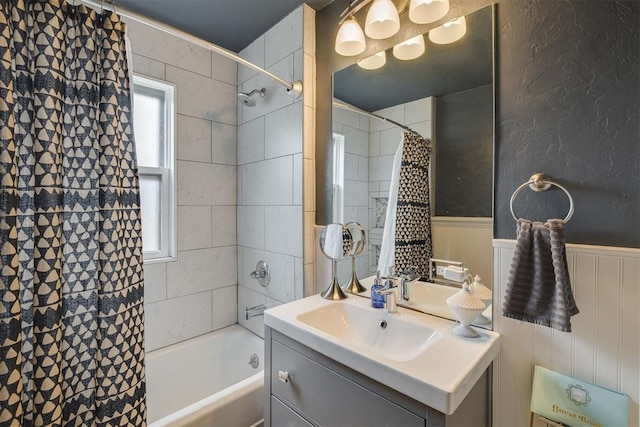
[250,260,270,287]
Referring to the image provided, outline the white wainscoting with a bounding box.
[432,217,493,286]
[492,239,640,427]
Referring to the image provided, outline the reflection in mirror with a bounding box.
[319,223,352,261]
[319,223,352,300]
[343,221,367,293]
[330,5,494,328]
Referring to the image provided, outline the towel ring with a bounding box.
[509,173,574,223]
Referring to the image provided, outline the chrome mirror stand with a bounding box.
[321,259,348,300]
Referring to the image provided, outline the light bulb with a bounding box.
[357,51,387,70]
[428,16,466,44]
[365,0,400,40]
[335,17,366,56]
[393,34,425,60]
[409,0,449,24]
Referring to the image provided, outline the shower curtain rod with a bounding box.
[80,0,303,97]
[333,100,423,138]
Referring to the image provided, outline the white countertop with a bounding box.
[265,294,500,415]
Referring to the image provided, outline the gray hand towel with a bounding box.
[502,219,579,332]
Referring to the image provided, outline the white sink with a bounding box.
[265,294,500,415]
[297,302,439,362]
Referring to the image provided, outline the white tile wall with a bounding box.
[265,206,303,256]
[237,205,265,250]
[132,4,314,349]
[238,156,293,206]
[237,117,265,165]
[237,5,313,338]
[145,291,213,351]
[166,246,237,298]
[211,206,237,247]
[265,103,303,159]
[177,206,212,251]
[177,115,212,162]
[177,161,236,206]
[265,6,303,67]
[127,17,239,352]
[167,65,236,124]
[211,122,236,165]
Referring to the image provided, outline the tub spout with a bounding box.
[244,304,266,320]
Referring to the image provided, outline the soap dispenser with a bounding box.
[371,271,386,309]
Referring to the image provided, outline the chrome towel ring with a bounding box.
[509,173,574,223]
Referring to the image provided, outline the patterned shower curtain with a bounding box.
[394,132,433,277]
[0,1,146,425]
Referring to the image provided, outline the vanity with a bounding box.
[264,295,500,426]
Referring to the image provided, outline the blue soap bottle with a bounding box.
[371,270,386,309]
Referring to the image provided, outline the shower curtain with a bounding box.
[378,132,433,278]
[0,1,146,425]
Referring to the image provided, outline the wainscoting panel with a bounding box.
[492,240,639,427]
[432,217,492,286]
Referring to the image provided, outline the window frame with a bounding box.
[133,74,177,263]
[332,132,345,224]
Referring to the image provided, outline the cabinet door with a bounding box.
[271,340,425,427]
[271,396,313,427]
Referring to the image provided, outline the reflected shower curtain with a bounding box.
[394,132,432,277]
[0,1,146,425]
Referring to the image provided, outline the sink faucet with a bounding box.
[378,269,399,313]
[400,267,421,303]
[378,286,398,313]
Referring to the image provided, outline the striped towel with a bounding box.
[502,219,579,332]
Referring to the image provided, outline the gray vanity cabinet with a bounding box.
[265,327,490,427]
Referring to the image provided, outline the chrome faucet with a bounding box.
[378,286,398,313]
[243,304,266,320]
[378,269,399,313]
[400,267,421,303]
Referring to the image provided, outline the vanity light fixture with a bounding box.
[392,34,425,60]
[357,51,387,69]
[364,0,400,39]
[335,16,367,56]
[428,16,467,44]
[408,0,449,24]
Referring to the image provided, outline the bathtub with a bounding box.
[146,324,264,426]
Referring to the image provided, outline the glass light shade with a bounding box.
[409,0,450,24]
[392,34,425,60]
[365,0,400,40]
[335,18,366,56]
[428,16,467,44]
[357,51,387,70]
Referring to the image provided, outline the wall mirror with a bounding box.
[329,5,495,328]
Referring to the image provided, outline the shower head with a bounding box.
[238,88,266,107]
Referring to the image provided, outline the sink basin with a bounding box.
[265,294,500,415]
[297,302,439,362]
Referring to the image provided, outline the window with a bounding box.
[332,133,345,223]
[133,75,176,262]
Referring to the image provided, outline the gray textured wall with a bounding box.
[317,0,640,248]
[435,84,493,217]
[494,0,639,247]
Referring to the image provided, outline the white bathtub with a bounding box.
[146,324,264,426]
